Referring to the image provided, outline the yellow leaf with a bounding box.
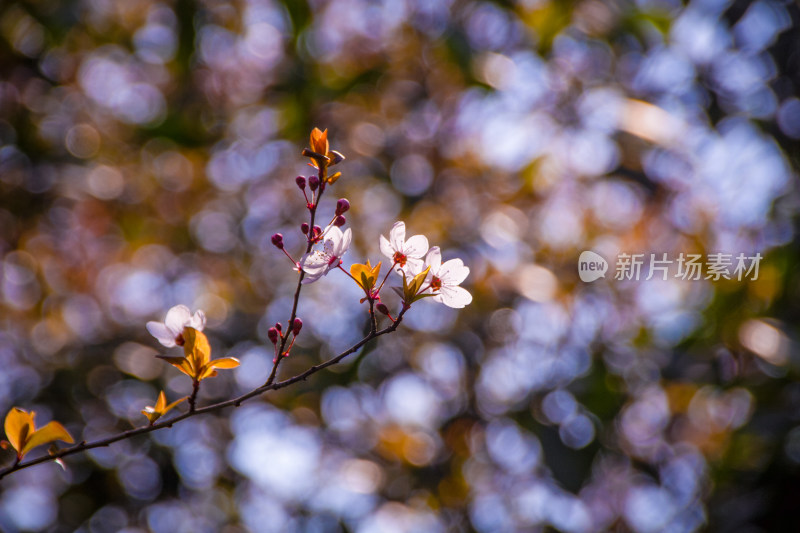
[155,390,167,412]
[143,392,187,424]
[4,408,33,454]
[157,355,195,378]
[21,421,73,456]
[141,408,159,424]
[350,260,382,293]
[184,327,211,372]
[197,366,218,381]
[163,396,187,414]
[326,171,342,184]
[210,357,240,369]
[309,128,329,157]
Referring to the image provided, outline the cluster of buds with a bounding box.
[267,318,304,362]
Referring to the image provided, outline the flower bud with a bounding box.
[376,303,390,316]
[312,225,322,238]
[275,322,282,333]
[333,215,346,227]
[300,222,309,234]
[335,198,350,216]
[308,176,320,191]
[271,233,284,249]
[292,318,303,335]
[267,327,278,344]
[295,176,306,189]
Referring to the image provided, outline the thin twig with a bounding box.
[188,380,200,412]
[0,309,406,480]
[265,164,325,387]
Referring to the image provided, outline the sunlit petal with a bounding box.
[164,304,192,335]
[403,235,429,257]
[146,322,177,347]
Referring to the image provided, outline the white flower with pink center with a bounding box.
[146,305,206,347]
[422,246,472,308]
[300,226,352,283]
[379,221,429,276]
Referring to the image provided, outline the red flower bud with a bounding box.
[333,215,346,227]
[292,318,303,335]
[312,225,322,238]
[271,233,284,249]
[275,322,282,332]
[296,176,306,189]
[335,198,350,216]
[300,222,309,234]
[267,327,278,344]
[308,176,320,191]
[376,303,390,316]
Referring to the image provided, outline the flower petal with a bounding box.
[439,259,470,285]
[337,228,352,256]
[190,310,206,332]
[301,251,331,273]
[403,234,429,258]
[379,235,394,258]
[424,247,442,272]
[436,285,472,308]
[164,305,192,335]
[146,321,177,347]
[389,221,406,251]
[401,257,425,277]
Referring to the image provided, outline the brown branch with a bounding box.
[188,380,200,412]
[265,164,326,387]
[0,309,407,481]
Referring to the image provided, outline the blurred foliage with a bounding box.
[1,0,800,531]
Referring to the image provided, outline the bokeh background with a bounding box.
[1,0,800,531]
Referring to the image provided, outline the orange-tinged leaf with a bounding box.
[21,421,73,455]
[351,260,381,293]
[184,327,211,370]
[142,407,160,424]
[210,357,240,369]
[4,408,34,454]
[143,392,187,423]
[198,366,218,380]
[163,396,187,414]
[326,171,342,184]
[157,355,195,378]
[310,128,329,156]
[155,390,167,412]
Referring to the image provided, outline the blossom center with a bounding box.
[393,251,407,266]
[431,276,442,292]
[175,333,185,346]
[327,255,339,266]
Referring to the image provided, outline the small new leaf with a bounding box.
[350,260,382,296]
[156,327,240,382]
[304,128,345,175]
[142,391,187,425]
[309,127,329,157]
[2,408,73,460]
[402,266,432,305]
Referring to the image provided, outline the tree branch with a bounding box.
[265,165,326,387]
[0,309,406,481]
